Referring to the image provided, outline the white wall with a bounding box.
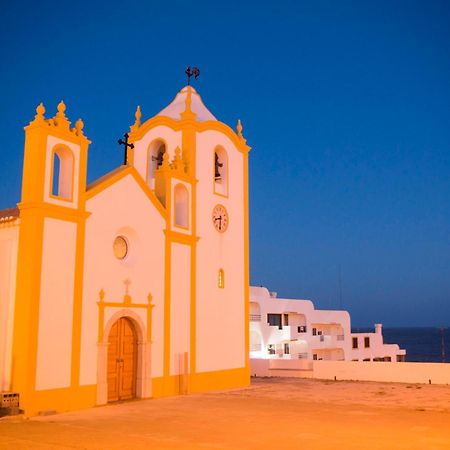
[0,224,19,391]
[35,218,77,391]
[313,360,450,385]
[170,243,191,375]
[195,130,246,372]
[80,174,166,385]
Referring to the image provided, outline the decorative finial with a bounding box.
[56,101,66,117]
[36,103,45,118]
[160,151,171,171]
[181,85,196,120]
[236,119,247,144]
[147,293,153,304]
[130,105,142,132]
[53,100,70,129]
[135,105,141,124]
[99,289,105,301]
[30,103,46,125]
[75,118,84,136]
[172,146,185,172]
[237,119,243,137]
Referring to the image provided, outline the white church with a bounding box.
[0,83,404,416]
[0,85,250,415]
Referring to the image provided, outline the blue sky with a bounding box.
[1,1,449,326]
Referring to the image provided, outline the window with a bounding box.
[113,236,128,260]
[298,325,307,333]
[267,314,282,330]
[352,337,358,349]
[313,354,318,360]
[174,184,189,228]
[284,343,290,355]
[214,146,228,196]
[51,146,74,199]
[218,269,224,288]
[312,327,317,336]
[364,337,370,348]
[267,344,276,355]
[283,314,289,326]
[147,140,166,188]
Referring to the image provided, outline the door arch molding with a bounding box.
[96,308,152,405]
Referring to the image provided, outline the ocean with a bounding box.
[351,327,449,363]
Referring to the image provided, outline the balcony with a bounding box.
[250,314,261,322]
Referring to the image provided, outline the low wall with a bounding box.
[250,358,450,385]
[250,358,312,378]
[313,361,450,385]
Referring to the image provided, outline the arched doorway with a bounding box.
[107,317,137,402]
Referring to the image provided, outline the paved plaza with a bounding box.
[1,378,449,449]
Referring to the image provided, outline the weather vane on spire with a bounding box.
[185,66,200,85]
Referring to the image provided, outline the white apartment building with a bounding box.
[250,286,406,362]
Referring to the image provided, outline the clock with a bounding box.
[212,204,229,233]
[113,236,128,260]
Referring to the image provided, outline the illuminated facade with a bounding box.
[250,286,406,362]
[0,86,250,416]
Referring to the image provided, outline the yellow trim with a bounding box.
[218,268,225,289]
[70,212,86,390]
[11,208,45,414]
[173,182,190,230]
[18,202,90,222]
[151,367,249,398]
[128,116,251,155]
[24,385,96,417]
[97,293,154,343]
[48,145,75,202]
[243,151,250,373]
[213,146,229,198]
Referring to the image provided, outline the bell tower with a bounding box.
[12,102,90,414]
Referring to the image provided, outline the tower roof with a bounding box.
[156,86,217,122]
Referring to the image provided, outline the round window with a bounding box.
[113,236,128,260]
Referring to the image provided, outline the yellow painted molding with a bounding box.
[18,202,90,222]
[164,229,198,245]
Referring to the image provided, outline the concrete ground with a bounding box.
[1,377,450,449]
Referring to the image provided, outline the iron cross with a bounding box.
[118,133,134,165]
[185,66,200,85]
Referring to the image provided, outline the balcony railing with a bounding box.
[250,314,261,322]
[250,344,262,352]
[337,335,345,341]
[296,352,308,359]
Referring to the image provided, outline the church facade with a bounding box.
[0,86,250,415]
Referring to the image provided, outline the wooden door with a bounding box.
[107,317,137,402]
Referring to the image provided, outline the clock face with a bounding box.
[212,204,229,233]
[113,236,128,260]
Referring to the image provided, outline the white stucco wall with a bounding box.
[169,243,191,375]
[35,218,77,391]
[250,286,404,363]
[0,223,19,391]
[80,174,166,386]
[195,130,246,372]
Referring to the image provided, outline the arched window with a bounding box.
[147,140,166,188]
[174,184,189,228]
[214,146,228,196]
[218,269,225,288]
[51,146,74,199]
